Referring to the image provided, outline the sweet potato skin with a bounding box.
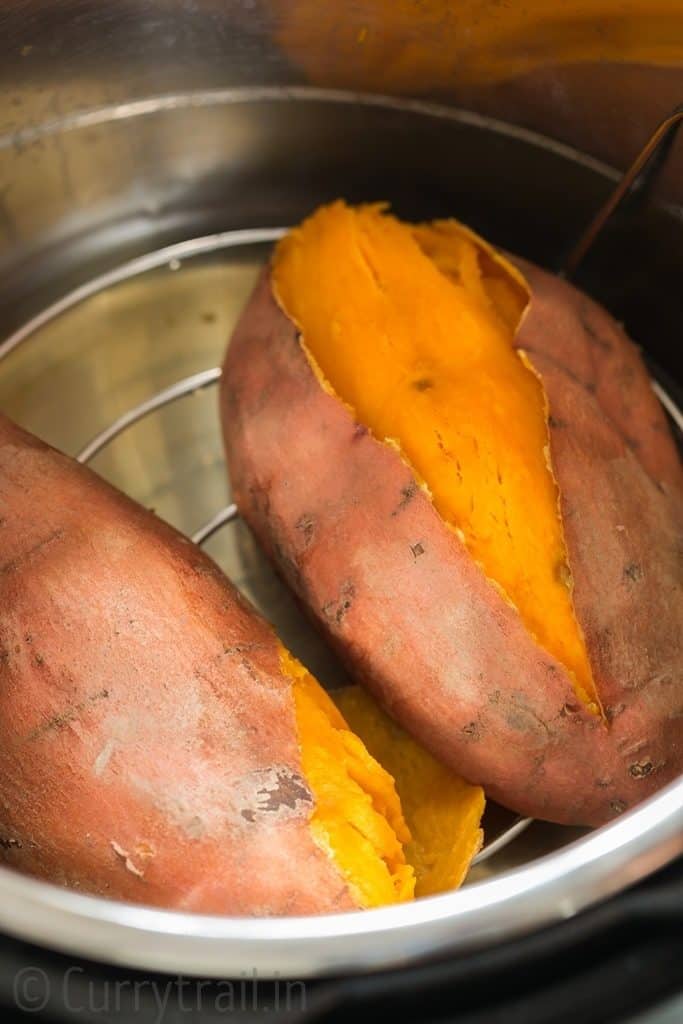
[0,415,356,914]
[220,265,683,827]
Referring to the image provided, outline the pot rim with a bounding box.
[0,776,680,978]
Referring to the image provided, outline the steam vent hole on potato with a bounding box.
[273,201,599,714]
[282,649,484,905]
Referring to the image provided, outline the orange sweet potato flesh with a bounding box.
[288,657,484,905]
[335,685,484,897]
[274,204,596,712]
[0,414,482,911]
[283,650,415,907]
[221,202,683,826]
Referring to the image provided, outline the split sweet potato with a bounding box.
[0,413,483,912]
[220,201,683,827]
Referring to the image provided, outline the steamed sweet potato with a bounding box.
[220,201,683,827]
[335,685,484,896]
[0,413,483,912]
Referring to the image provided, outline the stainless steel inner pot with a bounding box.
[0,89,681,979]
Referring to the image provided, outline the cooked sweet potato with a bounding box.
[335,685,484,896]
[0,413,483,913]
[220,201,683,827]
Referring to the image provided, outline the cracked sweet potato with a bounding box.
[220,201,683,827]
[0,413,483,913]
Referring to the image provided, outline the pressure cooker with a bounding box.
[0,3,681,1021]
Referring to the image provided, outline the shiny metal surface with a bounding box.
[1,2,682,199]
[0,87,681,975]
[0,777,678,977]
[2,89,683,373]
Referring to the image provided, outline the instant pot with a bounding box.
[0,3,681,1021]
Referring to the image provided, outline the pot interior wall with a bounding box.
[1,93,682,367]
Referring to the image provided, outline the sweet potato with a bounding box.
[335,685,484,896]
[0,413,483,913]
[220,201,683,827]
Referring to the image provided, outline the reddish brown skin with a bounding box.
[220,265,683,827]
[0,415,356,914]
